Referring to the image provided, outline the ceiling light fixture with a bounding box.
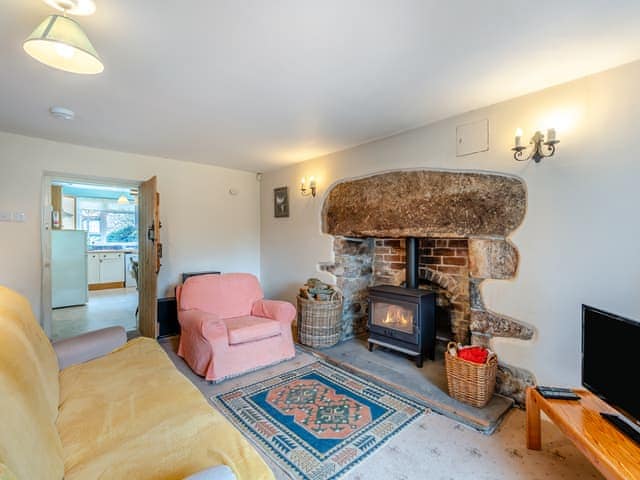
[43,0,96,16]
[49,106,75,120]
[23,0,103,75]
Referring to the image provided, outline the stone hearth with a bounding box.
[319,169,536,403]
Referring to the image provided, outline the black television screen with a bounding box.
[582,305,640,423]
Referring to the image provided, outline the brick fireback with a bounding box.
[372,238,471,343]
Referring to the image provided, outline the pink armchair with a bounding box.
[176,273,296,382]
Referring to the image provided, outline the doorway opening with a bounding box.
[48,179,140,341]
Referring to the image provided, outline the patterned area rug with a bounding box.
[212,360,426,479]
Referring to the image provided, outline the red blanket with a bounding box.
[458,346,489,364]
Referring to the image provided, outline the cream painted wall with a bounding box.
[0,131,260,321]
[260,60,640,387]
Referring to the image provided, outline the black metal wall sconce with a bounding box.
[512,128,560,163]
[300,176,317,197]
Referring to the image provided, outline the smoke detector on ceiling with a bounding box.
[49,106,75,120]
[42,0,96,16]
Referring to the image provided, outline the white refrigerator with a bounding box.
[52,230,88,308]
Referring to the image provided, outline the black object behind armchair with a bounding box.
[181,271,221,283]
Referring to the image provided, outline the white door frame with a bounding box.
[41,172,141,338]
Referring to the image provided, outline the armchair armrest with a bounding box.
[183,465,236,480]
[252,299,296,325]
[53,326,127,369]
[179,310,228,346]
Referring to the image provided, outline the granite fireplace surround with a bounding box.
[319,170,536,403]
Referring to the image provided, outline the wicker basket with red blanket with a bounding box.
[445,342,498,408]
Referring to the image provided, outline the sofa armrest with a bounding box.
[252,299,296,325]
[53,326,127,369]
[183,465,236,480]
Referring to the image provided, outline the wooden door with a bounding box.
[138,176,161,338]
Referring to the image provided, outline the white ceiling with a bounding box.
[1,0,640,172]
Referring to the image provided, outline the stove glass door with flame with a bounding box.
[371,301,416,335]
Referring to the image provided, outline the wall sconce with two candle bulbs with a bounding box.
[512,127,560,163]
[300,176,317,197]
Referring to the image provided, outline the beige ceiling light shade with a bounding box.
[23,15,103,74]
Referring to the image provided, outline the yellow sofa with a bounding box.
[0,286,274,480]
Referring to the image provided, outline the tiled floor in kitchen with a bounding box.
[51,287,138,341]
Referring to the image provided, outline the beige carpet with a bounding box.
[159,337,603,480]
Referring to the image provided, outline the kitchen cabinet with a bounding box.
[99,252,125,283]
[87,253,100,284]
[87,252,125,287]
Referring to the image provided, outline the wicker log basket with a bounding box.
[445,342,498,408]
[297,279,343,348]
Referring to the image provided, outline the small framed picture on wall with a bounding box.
[274,186,289,218]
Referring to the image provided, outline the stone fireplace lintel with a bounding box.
[321,170,527,239]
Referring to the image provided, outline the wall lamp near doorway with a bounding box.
[512,127,560,163]
[300,176,317,197]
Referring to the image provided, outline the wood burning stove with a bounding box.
[367,238,436,367]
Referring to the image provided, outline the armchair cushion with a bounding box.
[179,273,263,318]
[223,316,281,345]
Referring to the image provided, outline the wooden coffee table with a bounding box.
[526,387,640,480]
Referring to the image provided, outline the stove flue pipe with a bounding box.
[405,237,419,289]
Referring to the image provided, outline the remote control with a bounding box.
[537,386,573,393]
[601,413,640,446]
[538,390,580,401]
